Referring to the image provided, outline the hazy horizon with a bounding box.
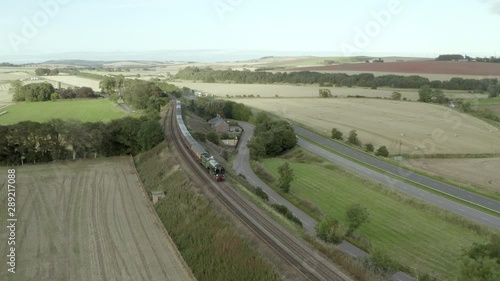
[2,0,500,63]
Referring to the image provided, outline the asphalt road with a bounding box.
[294,126,500,230]
[233,122,415,281]
[294,126,500,214]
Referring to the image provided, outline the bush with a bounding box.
[375,146,389,157]
[391,91,402,100]
[365,143,374,152]
[255,187,269,201]
[347,130,361,146]
[192,132,206,142]
[331,128,343,140]
[362,249,400,276]
[271,204,302,226]
[315,216,347,244]
[207,131,220,145]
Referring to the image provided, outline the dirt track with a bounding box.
[0,157,195,281]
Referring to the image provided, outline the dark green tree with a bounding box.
[138,120,164,151]
[331,128,343,140]
[365,143,374,152]
[375,146,389,157]
[460,234,500,281]
[418,85,433,102]
[315,216,347,244]
[277,162,294,193]
[391,91,402,100]
[347,130,361,146]
[346,203,369,235]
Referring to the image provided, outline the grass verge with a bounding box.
[257,149,498,280]
[134,142,281,281]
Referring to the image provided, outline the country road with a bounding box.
[293,126,500,230]
[294,126,500,213]
[233,122,415,281]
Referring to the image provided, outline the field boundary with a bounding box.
[128,155,197,281]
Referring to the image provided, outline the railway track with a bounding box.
[166,104,352,281]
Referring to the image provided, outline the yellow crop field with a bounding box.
[236,98,500,155]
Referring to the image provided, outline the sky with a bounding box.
[1,0,500,62]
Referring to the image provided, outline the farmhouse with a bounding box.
[208,115,229,132]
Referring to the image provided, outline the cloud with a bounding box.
[480,0,500,15]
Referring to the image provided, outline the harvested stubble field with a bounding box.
[291,61,500,76]
[0,157,195,281]
[0,83,13,106]
[236,98,500,155]
[402,157,500,193]
[44,75,101,91]
[172,82,482,100]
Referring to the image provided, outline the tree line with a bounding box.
[185,97,253,122]
[437,54,500,63]
[35,68,59,76]
[10,81,97,102]
[248,113,297,159]
[0,116,164,166]
[174,67,499,92]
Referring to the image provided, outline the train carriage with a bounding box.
[175,101,225,181]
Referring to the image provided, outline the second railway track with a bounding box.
[166,103,352,281]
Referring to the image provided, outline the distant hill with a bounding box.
[41,60,166,67]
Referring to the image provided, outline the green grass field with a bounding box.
[0,99,132,125]
[261,156,493,279]
[475,97,500,105]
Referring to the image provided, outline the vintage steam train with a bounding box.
[175,101,225,181]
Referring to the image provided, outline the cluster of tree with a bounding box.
[1,62,16,67]
[56,87,96,99]
[418,85,447,103]
[12,82,55,102]
[278,162,294,193]
[437,54,500,63]
[331,128,390,157]
[315,203,370,244]
[99,77,177,113]
[460,234,500,280]
[0,117,164,165]
[186,97,253,121]
[319,89,333,98]
[175,67,499,92]
[436,54,466,61]
[248,113,297,159]
[35,68,59,76]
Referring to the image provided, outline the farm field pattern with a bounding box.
[235,98,500,155]
[0,158,194,281]
[402,157,500,193]
[172,82,485,100]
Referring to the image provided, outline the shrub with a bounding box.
[391,91,402,100]
[331,128,343,140]
[365,143,374,152]
[271,204,302,226]
[347,130,361,146]
[315,216,347,244]
[375,146,389,157]
[362,249,400,276]
[192,132,206,142]
[255,187,269,201]
[207,131,220,145]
